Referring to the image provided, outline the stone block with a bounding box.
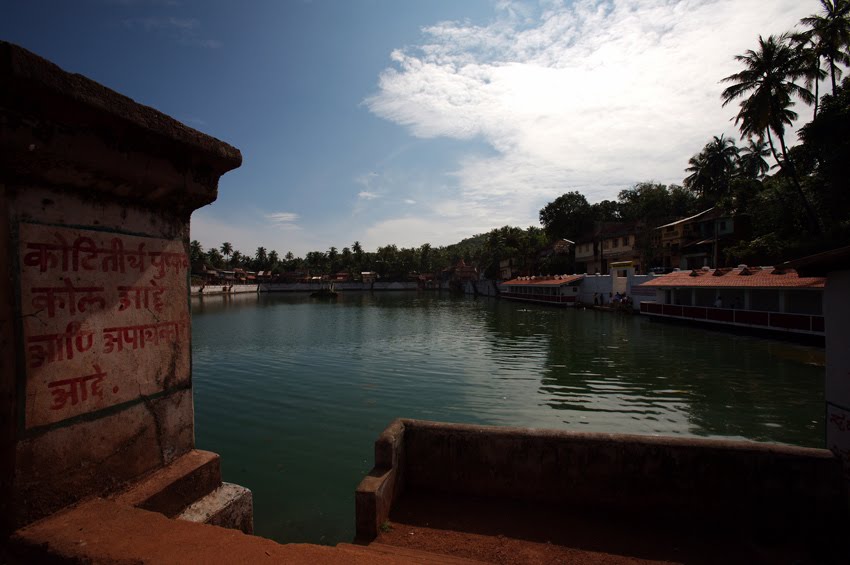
[176,482,254,534]
[112,449,221,518]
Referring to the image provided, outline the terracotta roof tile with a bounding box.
[639,267,824,289]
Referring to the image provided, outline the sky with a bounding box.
[1,0,821,257]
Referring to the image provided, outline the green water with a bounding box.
[191,292,825,544]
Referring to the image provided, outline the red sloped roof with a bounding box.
[639,267,824,289]
[502,275,584,287]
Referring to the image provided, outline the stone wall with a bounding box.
[261,282,422,292]
[0,41,241,533]
[356,418,846,540]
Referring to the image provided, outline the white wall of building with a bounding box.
[577,275,612,304]
[627,273,658,311]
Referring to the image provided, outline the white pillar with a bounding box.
[778,290,786,313]
[744,290,751,310]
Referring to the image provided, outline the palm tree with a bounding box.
[340,247,352,272]
[419,243,432,273]
[327,246,339,273]
[255,247,268,269]
[220,242,233,261]
[189,240,204,264]
[305,251,326,274]
[721,34,820,233]
[738,138,771,179]
[230,250,243,267]
[792,32,829,118]
[800,0,850,93]
[352,241,364,271]
[206,248,224,268]
[268,250,279,269]
[684,135,739,200]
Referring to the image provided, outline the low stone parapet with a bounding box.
[355,419,846,543]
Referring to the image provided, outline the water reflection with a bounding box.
[191,292,824,544]
[473,300,825,444]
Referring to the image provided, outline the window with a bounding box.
[719,221,727,231]
[613,238,619,248]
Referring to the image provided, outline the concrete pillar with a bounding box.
[778,290,786,313]
[783,248,850,494]
[824,270,850,485]
[744,290,751,311]
[0,41,241,532]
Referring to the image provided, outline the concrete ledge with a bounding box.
[355,419,405,540]
[356,419,847,541]
[338,542,489,564]
[177,482,254,534]
[112,449,221,518]
[0,41,241,212]
[9,499,417,564]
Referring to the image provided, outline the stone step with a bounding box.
[112,449,221,518]
[337,542,490,564]
[176,482,254,534]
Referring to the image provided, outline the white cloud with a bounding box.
[362,217,489,249]
[404,199,417,205]
[266,211,301,230]
[267,212,299,222]
[365,0,811,227]
[358,191,379,200]
[123,16,198,31]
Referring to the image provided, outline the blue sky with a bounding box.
[2,0,816,257]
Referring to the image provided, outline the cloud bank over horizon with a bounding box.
[194,0,815,257]
[356,0,807,250]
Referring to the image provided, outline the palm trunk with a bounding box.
[775,131,821,235]
[766,130,781,164]
[830,57,837,93]
[814,61,820,119]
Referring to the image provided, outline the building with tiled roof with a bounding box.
[640,266,825,289]
[636,265,825,338]
[500,275,584,306]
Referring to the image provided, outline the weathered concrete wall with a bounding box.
[463,280,499,297]
[191,284,258,296]
[356,419,846,540]
[261,282,421,292]
[0,41,241,533]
